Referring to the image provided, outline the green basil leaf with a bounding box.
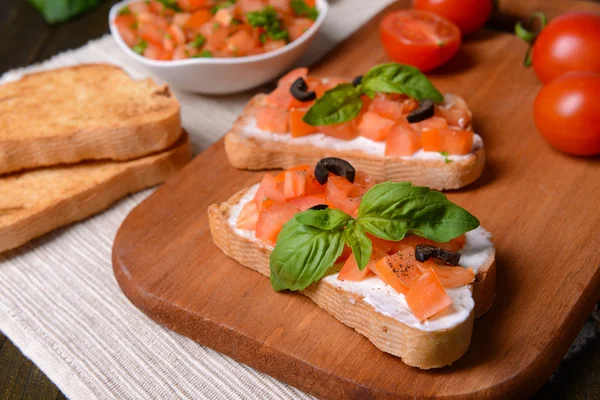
[303,84,363,126]
[343,221,372,270]
[362,63,444,102]
[28,0,99,24]
[357,182,479,242]
[295,208,352,231]
[270,218,345,291]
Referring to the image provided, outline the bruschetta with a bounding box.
[225,63,485,190]
[208,158,496,369]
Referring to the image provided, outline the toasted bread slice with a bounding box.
[0,132,191,254]
[225,94,485,190]
[208,186,496,369]
[0,64,181,175]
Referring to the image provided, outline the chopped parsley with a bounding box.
[193,50,213,58]
[132,40,148,55]
[439,151,452,164]
[291,0,319,21]
[247,6,289,42]
[231,18,242,26]
[156,0,181,11]
[211,0,236,15]
[259,32,267,44]
[118,6,131,16]
[191,34,206,48]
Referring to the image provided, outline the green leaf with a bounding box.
[191,34,206,48]
[295,209,352,231]
[28,0,99,24]
[439,151,452,164]
[132,40,148,55]
[247,6,289,42]
[303,84,364,126]
[118,6,131,16]
[270,218,345,291]
[343,221,372,270]
[193,50,213,58]
[156,0,180,11]
[357,182,479,242]
[362,63,444,102]
[291,0,319,20]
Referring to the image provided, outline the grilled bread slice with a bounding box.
[225,94,485,191]
[0,64,181,175]
[0,132,191,254]
[208,185,496,369]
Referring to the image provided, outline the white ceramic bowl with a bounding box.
[109,0,328,94]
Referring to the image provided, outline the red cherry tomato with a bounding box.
[379,10,461,72]
[412,0,493,36]
[532,12,600,84]
[533,72,600,156]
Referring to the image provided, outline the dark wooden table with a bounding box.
[0,1,599,399]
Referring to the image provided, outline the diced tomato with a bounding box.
[264,39,287,52]
[421,128,443,152]
[268,0,290,12]
[357,111,395,142]
[405,269,452,321]
[289,109,318,137]
[227,30,255,56]
[128,2,149,14]
[326,175,362,216]
[305,173,326,195]
[352,171,376,195]
[266,86,294,109]
[370,255,411,295]
[288,193,327,211]
[172,12,191,26]
[236,201,259,231]
[426,262,475,288]
[144,43,172,60]
[336,244,352,263]
[177,0,211,12]
[215,8,234,26]
[436,234,466,252]
[318,121,359,140]
[440,127,473,155]
[138,20,165,45]
[338,247,387,282]
[115,15,138,47]
[169,24,186,43]
[278,67,308,87]
[238,0,266,13]
[254,173,285,208]
[288,18,314,41]
[411,116,448,134]
[255,203,300,245]
[385,124,422,156]
[185,9,212,28]
[366,233,395,253]
[172,44,189,60]
[435,93,472,129]
[283,169,308,199]
[389,235,433,254]
[379,247,422,288]
[256,107,289,133]
[370,96,405,121]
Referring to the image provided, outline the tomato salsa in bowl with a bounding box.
[109,0,328,94]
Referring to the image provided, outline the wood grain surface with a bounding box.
[112,1,600,399]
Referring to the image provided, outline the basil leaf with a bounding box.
[295,209,352,231]
[303,84,363,126]
[343,221,372,270]
[28,0,99,24]
[291,0,319,20]
[357,182,479,242]
[270,218,345,291]
[362,63,444,102]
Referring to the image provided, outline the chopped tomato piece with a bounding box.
[441,127,473,155]
[305,173,326,195]
[338,247,387,282]
[336,244,352,263]
[138,20,165,45]
[353,171,376,194]
[255,203,300,245]
[288,193,327,211]
[380,248,423,288]
[290,109,318,137]
[370,255,411,295]
[115,15,138,47]
[256,107,289,133]
[128,2,149,14]
[226,30,255,56]
[177,0,211,12]
[288,18,314,41]
[411,116,448,134]
[406,268,452,321]
[214,8,233,26]
[143,43,172,60]
[357,111,396,141]
[184,9,211,28]
[278,67,308,87]
[421,128,443,152]
[254,173,285,208]
[426,262,475,288]
[236,201,259,230]
[370,96,405,121]
[283,169,308,199]
[268,0,291,12]
[318,121,359,140]
[266,86,294,109]
[385,124,422,156]
[436,234,466,252]
[238,0,266,13]
[326,175,362,216]
[263,39,287,52]
[366,233,395,253]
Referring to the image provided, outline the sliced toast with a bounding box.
[0,64,181,175]
[0,132,191,253]
[208,185,496,369]
[225,94,485,191]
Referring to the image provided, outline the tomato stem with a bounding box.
[514,12,548,67]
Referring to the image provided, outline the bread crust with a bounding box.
[208,186,497,369]
[225,94,485,191]
[0,64,181,174]
[0,132,191,254]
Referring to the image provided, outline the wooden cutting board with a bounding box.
[112,2,600,398]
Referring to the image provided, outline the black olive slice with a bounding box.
[309,204,329,211]
[290,77,316,102]
[352,75,363,87]
[415,244,461,266]
[314,157,356,185]
[406,99,435,123]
